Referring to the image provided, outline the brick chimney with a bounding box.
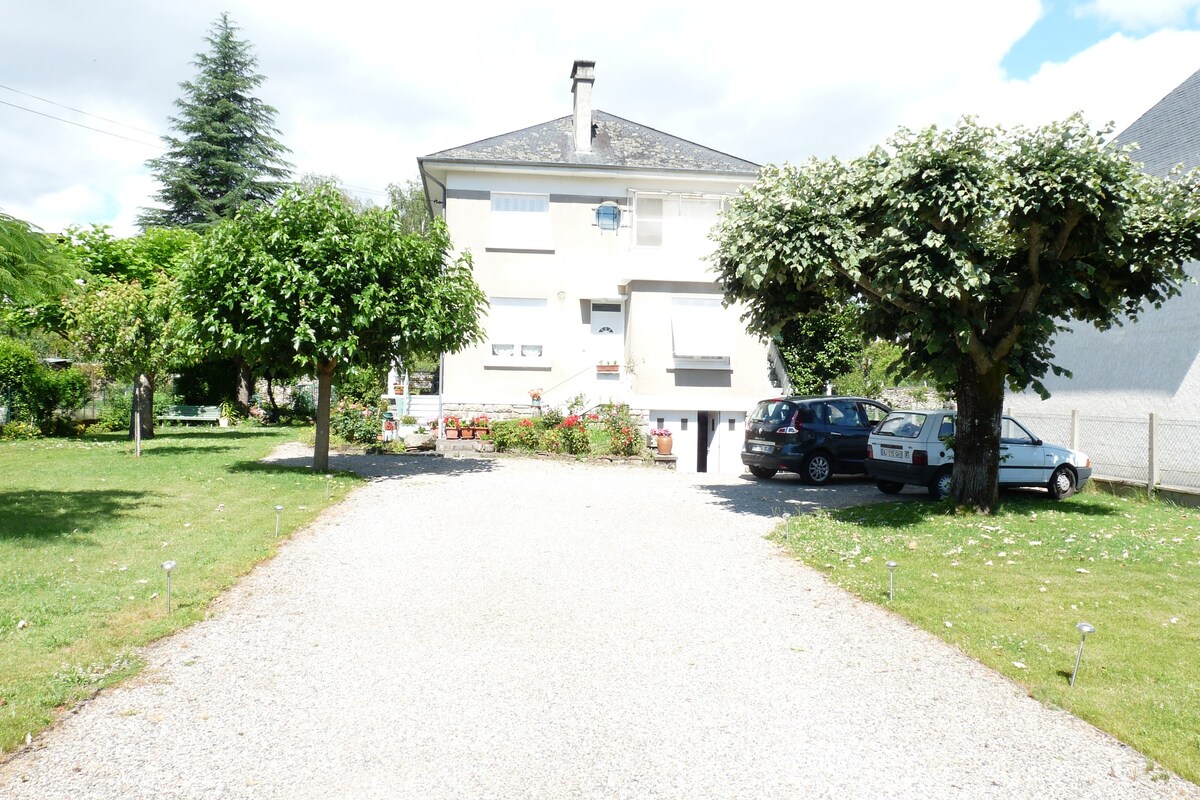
[571,60,595,154]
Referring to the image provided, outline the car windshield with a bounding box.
[875,412,927,438]
[750,400,796,426]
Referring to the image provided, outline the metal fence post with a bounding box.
[1148,412,1159,494]
[1071,409,1080,452]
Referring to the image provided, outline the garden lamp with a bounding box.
[162,561,176,614]
[1070,621,1096,687]
[886,561,898,602]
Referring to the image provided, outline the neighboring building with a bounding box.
[414,60,785,473]
[1006,66,1200,421]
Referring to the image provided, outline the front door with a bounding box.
[590,302,624,370]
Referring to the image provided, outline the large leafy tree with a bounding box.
[183,181,487,471]
[714,115,1200,512]
[139,12,291,230]
[65,227,198,439]
[776,304,863,395]
[387,179,433,235]
[0,210,73,305]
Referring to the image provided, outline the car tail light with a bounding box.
[775,410,800,435]
[866,445,874,459]
[912,449,928,466]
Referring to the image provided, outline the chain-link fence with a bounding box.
[1016,410,1200,493]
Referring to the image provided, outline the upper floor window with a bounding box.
[634,193,724,256]
[488,192,552,251]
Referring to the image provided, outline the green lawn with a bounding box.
[776,489,1200,784]
[0,427,360,752]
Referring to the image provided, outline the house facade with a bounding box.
[415,61,785,473]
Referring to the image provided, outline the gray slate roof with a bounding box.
[423,111,758,174]
[1113,66,1200,177]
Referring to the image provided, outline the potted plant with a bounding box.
[650,427,674,456]
[469,414,491,437]
[444,415,461,439]
[218,399,238,428]
[596,361,620,374]
[528,388,542,408]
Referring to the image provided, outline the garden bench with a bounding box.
[158,404,222,425]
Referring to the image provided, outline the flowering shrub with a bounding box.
[598,402,643,457]
[558,414,590,455]
[331,401,382,445]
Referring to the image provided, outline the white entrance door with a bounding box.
[591,301,624,373]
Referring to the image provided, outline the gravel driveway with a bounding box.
[2,450,1196,799]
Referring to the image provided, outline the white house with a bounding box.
[414,60,785,473]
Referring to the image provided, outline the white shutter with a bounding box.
[489,193,551,250]
[671,297,730,365]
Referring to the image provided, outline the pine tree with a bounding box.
[139,13,292,230]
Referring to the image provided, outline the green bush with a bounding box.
[0,338,90,433]
[558,415,591,455]
[0,421,41,440]
[93,386,180,433]
[330,402,382,445]
[598,402,643,457]
[336,365,386,405]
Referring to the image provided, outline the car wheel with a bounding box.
[876,480,904,494]
[1048,465,1076,500]
[748,465,777,480]
[802,452,833,485]
[928,467,952,500]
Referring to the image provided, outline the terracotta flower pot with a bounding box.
[445,427,460,439]
[656,434,673,456]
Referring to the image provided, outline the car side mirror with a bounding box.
[1033,438,1043,446]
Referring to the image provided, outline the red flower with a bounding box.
[519,418,534,428]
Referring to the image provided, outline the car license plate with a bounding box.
[881,444,903,459]
[751,443,772,454]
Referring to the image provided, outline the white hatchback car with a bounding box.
[865,409,1092,500]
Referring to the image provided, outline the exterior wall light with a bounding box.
[595,201,621,231]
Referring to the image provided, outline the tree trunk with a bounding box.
[313,359,336,473]
[128,372,155,441]
[235,358,254,416]
[949,360,1006,513]
[265,374,280,419]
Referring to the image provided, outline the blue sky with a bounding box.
[3,1,1200,235]
[1005,0,1200,78]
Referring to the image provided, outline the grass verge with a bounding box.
[775,489,1200,784]
[0,428,361,753]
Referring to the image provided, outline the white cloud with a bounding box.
[1079,0,1200,29]
[2,0,1199,235]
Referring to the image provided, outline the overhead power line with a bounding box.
[0,98,163,149]
[0,82,158,136]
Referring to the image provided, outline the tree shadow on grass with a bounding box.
[139,444,236,457]
[819,490,1125,530]
[229,452,501,480]
[150,428,284,441]
[695,474,1124,527]
[0,489,154,544]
